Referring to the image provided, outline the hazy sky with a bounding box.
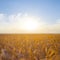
[0,0,60,33]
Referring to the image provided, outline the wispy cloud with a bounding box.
[0,13,60,33]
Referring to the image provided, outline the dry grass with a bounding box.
[0,34,60,60]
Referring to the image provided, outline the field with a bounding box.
[0,34,60,60]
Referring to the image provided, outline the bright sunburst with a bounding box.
[20,15,39,32]
[22,20,38,31]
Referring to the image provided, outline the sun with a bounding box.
[23,20,38,31]
[20,17,39,32]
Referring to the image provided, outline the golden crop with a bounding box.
[0,34,60,60]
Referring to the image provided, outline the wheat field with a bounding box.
[0,34,60,60]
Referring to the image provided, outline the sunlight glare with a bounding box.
[20,16,39,32]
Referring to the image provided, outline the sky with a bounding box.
[0,0,60,33]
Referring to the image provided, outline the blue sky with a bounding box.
[0,0,60,23]
[0,0,60,33]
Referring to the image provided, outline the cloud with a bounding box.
[0,14,6,22]
[38,21,60,33]
[0,13,60,33]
